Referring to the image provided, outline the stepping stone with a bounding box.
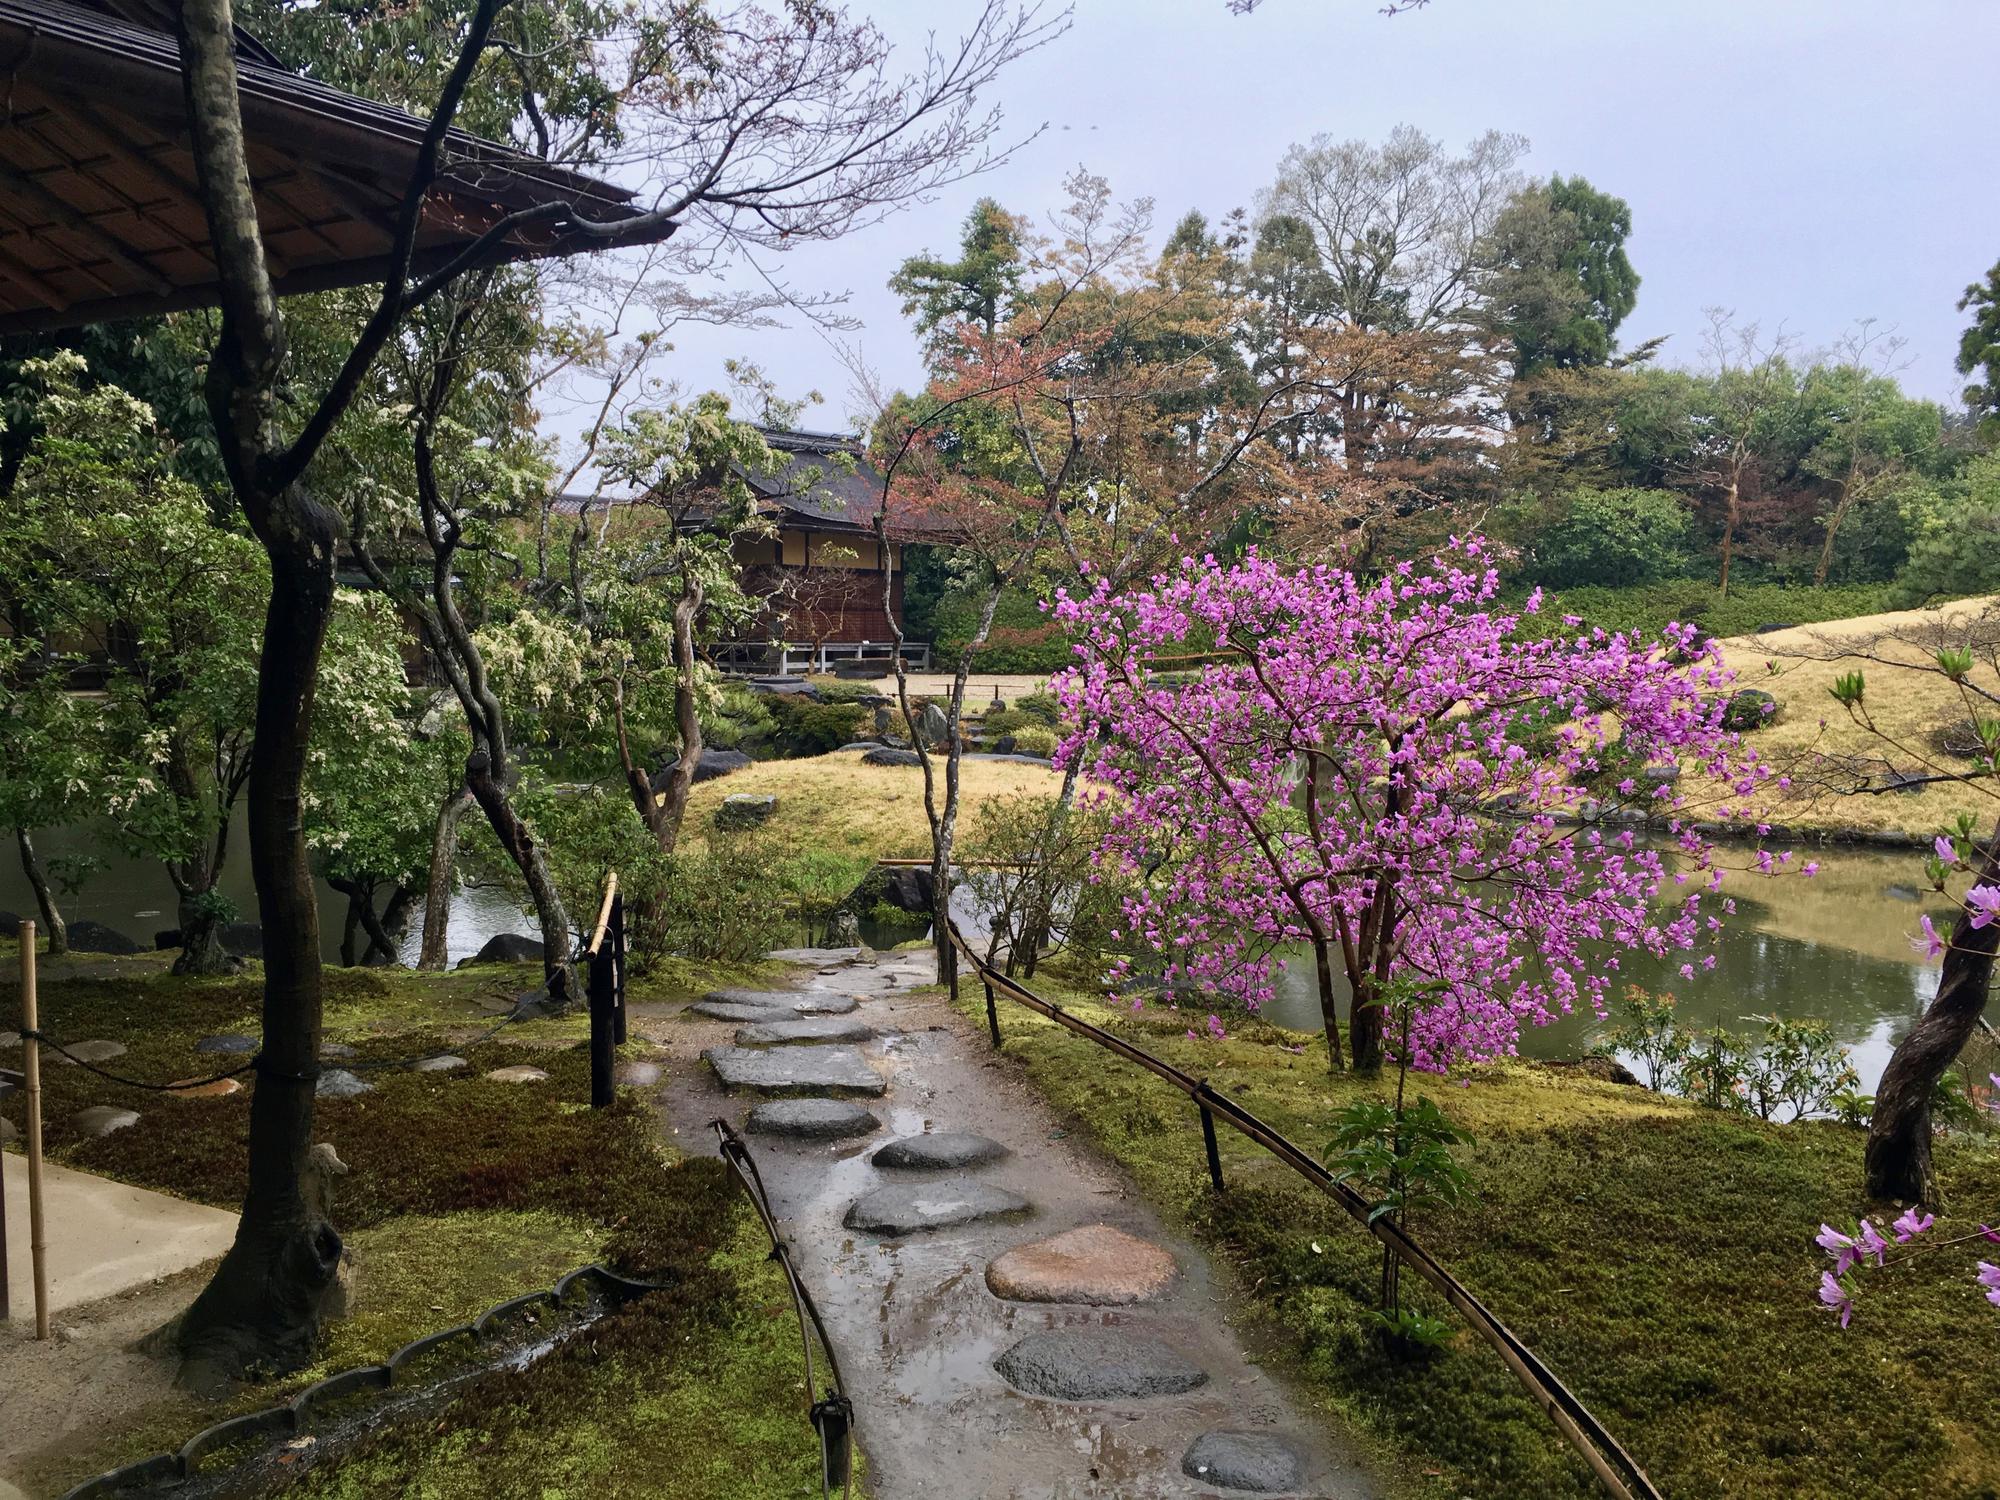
[411,1054,467,1073]
[1181,1431,1308,1493]
[733,1017,877,1047]
[703,987,859,1017]
[71,1105,140,1138]
[485,1065,549,1084]
[766,947,863,965]
[705,1045,884,1097]
[55,1040,127,1066]
[317,1069,374,1099]
[612,1060,662,1087]
[0,1030,17,1048]
[986,1224,1177,1306]
[168,1077,243,1099]
[0,1115,14,1145]
[194,1033,257,1055]
[871,1131,1007,1171]
[320,1042,359,1060]
[690,1000,793,1025]
[993,1329,1208,1402]
[844,1180,1029,1235]
[746,1098,881,1139]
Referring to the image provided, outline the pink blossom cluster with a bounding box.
[1816,1211,2000,1327]
[1051,540,1779,1070]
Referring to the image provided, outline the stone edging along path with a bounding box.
[647,948,1383,1500]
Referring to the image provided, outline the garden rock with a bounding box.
[870,1131,1007,1170]
[411,1054,467,1073]
[745,1098,881,1139]
[320,1041,359,1059]
[843,1179,1029,1234]
[655,747,754,784]
[66,920,143,955]
[862,746,921,768]
[703,987,859,1016]
[457,933,546,968]
[706,1044,884,1096]
[316,1069,373,1099]
[0,910,17,935]
[838,864,933,918]
[734,1017,877,1047]
[715,792,778,830]
[194,1033,258,1055]
[985,1224,1177,1305]
[873,706,894,735]
[71,1105,140,1138]
[916,702,950,747]
[1180,1431,1308,1493]
[0,1115,15,1145]
[992,734,1017,754]
[992,1329,1207,1402]
[168,1077,242,1099]
[690,999,794,1024]
[485,1065,549,1084]
[56,1040,127,1066]
[1639,763,1680,789]
[825,909,863,947]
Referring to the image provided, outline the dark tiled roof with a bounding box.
[746,428,887,532]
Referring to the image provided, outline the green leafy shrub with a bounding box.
[1520,486,1693,588]
[762,696,865,757]
[1007,724,1058,757]
[1013,691,1060,725]
[1522,579,1890,642]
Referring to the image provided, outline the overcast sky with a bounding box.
[551,0,1998,441]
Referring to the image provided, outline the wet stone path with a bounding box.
[648,947,1381,1500]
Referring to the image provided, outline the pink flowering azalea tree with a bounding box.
[1052,539,1777,1072]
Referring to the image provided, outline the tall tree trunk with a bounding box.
[171,875,233,976]
[1717,475,1740,598]
[16,827,67,957]
[176,525,343,1380]
[1312,935,1346,1071]
[654,582,705,853]
[335,880,364,967]
[418,786,471,970]
[1350,972,1385,1073]
[369,885,416,964]
[1865,821,2000,1203]
[466,748,573,985]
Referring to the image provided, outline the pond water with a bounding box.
[1254,842,1987,1093]
[0,816,538,969]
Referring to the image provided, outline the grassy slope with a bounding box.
[4,943,830,1498]
[683,749,1063,863]
[1714,598,1999,838]
[958,980,2000,1500]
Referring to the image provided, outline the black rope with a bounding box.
[17,1031,262,1091]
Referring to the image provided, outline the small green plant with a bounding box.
[1741,1016,1860,1122]
[1598,987,1685,1089]
[1013,690,1060,725]
[1675,1026,1753,1112]
[1008,724,1059,757]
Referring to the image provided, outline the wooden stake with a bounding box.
[20,918,49,1339]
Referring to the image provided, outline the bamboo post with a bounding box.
[20,919,49,1339]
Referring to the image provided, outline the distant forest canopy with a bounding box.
[881,128,2000,664]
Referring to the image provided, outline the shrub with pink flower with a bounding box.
[1052,539,1777,1072]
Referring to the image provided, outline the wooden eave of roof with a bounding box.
[0,0,676,336]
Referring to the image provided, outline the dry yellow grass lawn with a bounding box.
[682,750,1064,863]
[1710,596,2000,838]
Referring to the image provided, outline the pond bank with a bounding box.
[956,974,2000,1499]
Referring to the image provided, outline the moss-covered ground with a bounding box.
[4,941,836,1498]
[956,976,2000,1500]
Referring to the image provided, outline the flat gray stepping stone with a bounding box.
[994,1329,1207,1402]
[706,1045,884,1096]
[0,1031,19,1048]
[485,1065,549,1084]
[71,1105,140,1138]
[690,1000,794,1024]
[844,1179,1029,1235]
[194,1033,258,1055]
[56,1039,127,1066]
[871,1131,1007,1170]
[317,1068,373,1099]
[986,1224,1177,1305]
[1181,1431,1308,1492]
[733,1017,876,1047]
[411,1054,467,1073]
[613,1060,662,1086]
[746,1098,881,1139]
[320,1042,359,1060]
[703,987,858,1017]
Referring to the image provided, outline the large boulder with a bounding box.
[714,792,778,830]
[0,911,19,936]
[915,702,951,747]
[840,864,934,919]
[67,920,143,955]
[862,746,921,768]
[653,747,754,785]
[456,933,546,968]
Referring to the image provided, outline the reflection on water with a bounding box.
[1252,843,1980,1093]
[0,816,538,968]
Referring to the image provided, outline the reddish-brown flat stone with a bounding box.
[167,1077,243,1099]
[985,1223,1177,1306]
